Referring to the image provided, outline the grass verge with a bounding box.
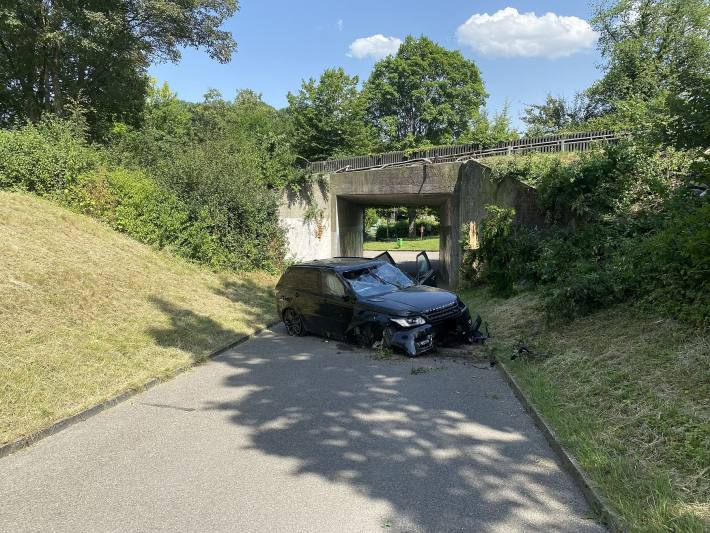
[363,236,439,252]
[0,191,278,446]
[461,288,709,532]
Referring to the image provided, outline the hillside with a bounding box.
[0,191,277,446]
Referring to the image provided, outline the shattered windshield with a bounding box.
[343,263,414,297]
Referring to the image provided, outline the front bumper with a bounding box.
[388,324,435,357]
[431,307,487,345]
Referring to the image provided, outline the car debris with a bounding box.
[275,254,488,357]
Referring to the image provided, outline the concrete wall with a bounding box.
[278,160,544,288]
[279,185,332,261]
[457,161,545,228]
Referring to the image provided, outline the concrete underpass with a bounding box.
[280,160,543,288]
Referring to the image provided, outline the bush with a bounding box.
[375,219,440,240]
[471,142,708,326]
[0,114,287,273]
[0,117,99,194]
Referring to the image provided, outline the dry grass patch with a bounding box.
[461,288,710,531]
[0,191,278,445]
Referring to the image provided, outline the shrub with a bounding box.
[470,142,707,326]
[375,219,440,240]
[0,117,99,194]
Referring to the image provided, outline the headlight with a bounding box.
[390,316,426,328]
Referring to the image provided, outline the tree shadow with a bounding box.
[204,328,603,532]
[146,279,275,361]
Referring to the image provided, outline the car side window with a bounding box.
[278,269,297,289]
[295,268,320,293]
[321,271,346,298]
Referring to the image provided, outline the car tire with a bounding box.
[382,326,394,350]
[283,308,305,336]
[356,323,379,349]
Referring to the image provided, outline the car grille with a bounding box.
[424,302,460,325]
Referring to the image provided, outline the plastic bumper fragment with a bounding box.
[389,324,434,357]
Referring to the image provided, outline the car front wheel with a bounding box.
[283,308,305,336]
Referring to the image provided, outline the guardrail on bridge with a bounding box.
[308,131,620,174]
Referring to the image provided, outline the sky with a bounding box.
[149,1,603,130]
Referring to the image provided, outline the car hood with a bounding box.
[363,285,457,315]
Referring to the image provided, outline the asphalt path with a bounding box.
[0,325,604,532]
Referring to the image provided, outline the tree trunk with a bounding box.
[407,208,417,238]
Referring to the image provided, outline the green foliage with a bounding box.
[364,36,487,150]
[590,0,710,113]
[464,206,538,296]
[0,113,287,273]
[0,1,238,136]
[375,219,439,240]
[287,68,376,161]
[463,102,519,145]
[521,93,596,136]
[471,140,708,326]
[0,116,99,194]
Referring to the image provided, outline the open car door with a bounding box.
[374,251,396,266]
[415,251,437,287]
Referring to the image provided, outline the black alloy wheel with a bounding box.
[283,308,305,336]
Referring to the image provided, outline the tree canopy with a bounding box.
[0,0,238,135]
[364,36,487,150]
[286,68,376,162]
[588,0,710,114]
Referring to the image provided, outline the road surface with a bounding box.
[0,325,603,532]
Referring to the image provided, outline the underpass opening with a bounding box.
[334,193,455,288]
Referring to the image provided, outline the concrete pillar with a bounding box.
[335,197,363,257]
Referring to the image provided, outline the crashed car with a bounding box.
[275,253,485,356]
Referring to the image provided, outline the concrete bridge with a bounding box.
[279,132,617,289]
[279,160,542,289]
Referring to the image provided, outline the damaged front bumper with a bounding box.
[430,307,488,347]
[387,324,435,357]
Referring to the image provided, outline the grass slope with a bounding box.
[461,289,709,531]
[0,191,277,446]
[364,237,439,252]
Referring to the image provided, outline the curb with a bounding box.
[496,361,625,532]
[0,320,281,460]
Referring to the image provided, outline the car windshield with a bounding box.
[343,262,414,297]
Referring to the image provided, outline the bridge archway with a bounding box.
[279,160,543,289]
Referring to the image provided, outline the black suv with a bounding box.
[275,253,484,357]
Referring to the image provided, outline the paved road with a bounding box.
[0,325,603,533]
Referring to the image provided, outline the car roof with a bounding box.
[291,257,385,272]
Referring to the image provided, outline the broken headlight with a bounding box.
[390,316,426,328]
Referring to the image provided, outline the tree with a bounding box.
[364,36,487,150]
[521,94,594,136]
[286,68,376,162]
[0,1,238,135]
[466,102,519,145]
[588,0,710,115]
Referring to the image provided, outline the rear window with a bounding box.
[279,267,319,293]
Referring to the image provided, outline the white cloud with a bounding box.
[456,7,598,59]
[337,19,344,32]
[348,34,402,60]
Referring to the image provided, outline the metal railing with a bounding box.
[308,131,621,174]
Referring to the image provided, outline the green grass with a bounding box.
[460,288,709,531]
[363,236,439,252]
[0,191,278,446]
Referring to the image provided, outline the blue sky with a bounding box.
[149,1,603,130]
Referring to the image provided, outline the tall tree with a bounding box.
[588,0,710,115]
[521,94,593,136]
[0,1,238,135]
[286,68,376,162]
[364,36,487,150]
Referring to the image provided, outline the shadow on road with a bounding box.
[202,329,596,532]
